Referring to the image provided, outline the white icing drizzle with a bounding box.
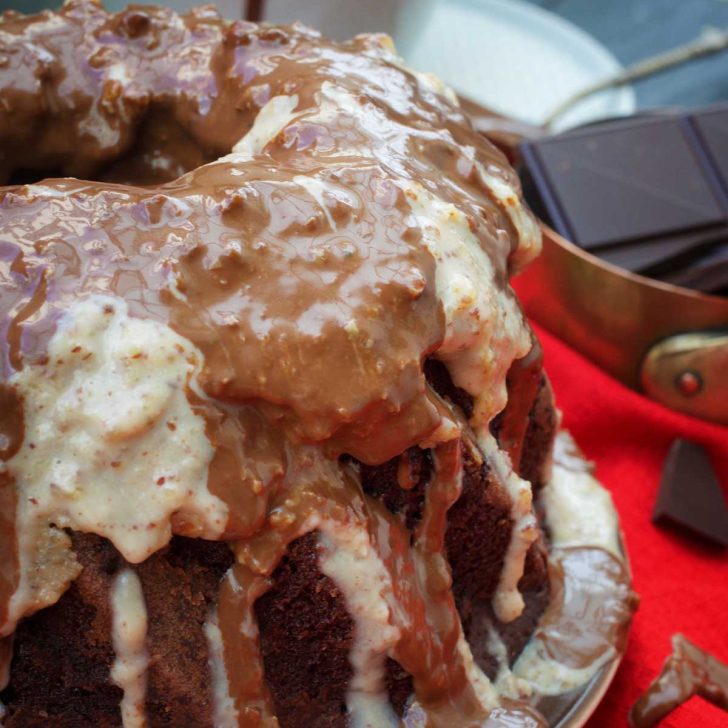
[313,70,541,633]
[9,295,226,559]
[479,433,539,624]
[480,621,533,701]
[110,569,149,728]
[4,295,227,632]
[317,521,402,728]
[320,81,369,120]
[204,609,240,728]
[513,431,623,694]
[515,648,612,697]
[106,62,131,85]
[399,181,531,427]
[472,160,541,274]
[453,629,500,711]
[394,180,538,624]
[231,94,300,158]
[542,432,620,558]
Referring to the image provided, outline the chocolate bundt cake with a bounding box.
[0,3,636,726]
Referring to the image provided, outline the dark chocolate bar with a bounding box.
[691,108,728,200]
[652,439,728,548]
[597,229,724,277]
[659,243,728,292]
[520,107,728,295]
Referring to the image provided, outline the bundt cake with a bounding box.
[0,2,637,726]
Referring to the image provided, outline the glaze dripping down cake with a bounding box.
[0,3,636,726]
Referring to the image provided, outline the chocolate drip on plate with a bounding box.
[630,634,728,728]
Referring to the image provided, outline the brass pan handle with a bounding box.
[640,331,728,425]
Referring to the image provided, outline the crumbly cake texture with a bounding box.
[0,2,635,726]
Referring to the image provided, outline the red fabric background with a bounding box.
[530,323,728,727]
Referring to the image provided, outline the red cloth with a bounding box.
[530,323,728,727]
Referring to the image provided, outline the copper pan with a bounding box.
[515,225,728,425]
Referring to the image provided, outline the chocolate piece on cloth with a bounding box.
[652,439,728,547]
[629,634,728,728]
[519,108,728,295]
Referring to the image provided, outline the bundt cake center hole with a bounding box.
[5,110,224,187]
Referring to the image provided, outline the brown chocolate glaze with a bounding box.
[629,634,728,728]
[216,436,499,726]
[0,0,529,504]
[0,0,531,593]
[0,0,523,623]
[536,548,637,670]
[491,338,544,470]
[0,2,620,727]
[0,385,23,462]
[518,377,556,491]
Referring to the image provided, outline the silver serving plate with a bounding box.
[401,654,624,727]
[542,655,622,727]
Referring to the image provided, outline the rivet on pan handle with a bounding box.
[640,331,728,424]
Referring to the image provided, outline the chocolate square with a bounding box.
[653,439,728,548]
[659,243,728,293]
[597,229,725,276]
[690,107,728,205]
[522,117,726,250]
